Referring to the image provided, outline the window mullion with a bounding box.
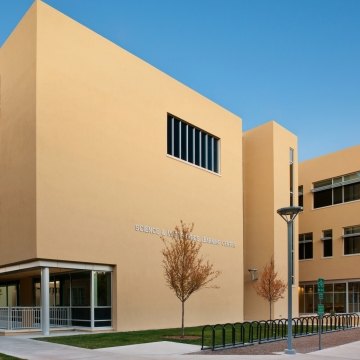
[199,131,202,166]
[171,117,174,156]
[212,137,214,171]
[205,134,208,169]
[179,121,182,159]
[193,128,195,163]
[186,124,188,162]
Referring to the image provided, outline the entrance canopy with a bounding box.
[0,260,113,334]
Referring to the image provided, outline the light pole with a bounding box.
[277,206,302,355]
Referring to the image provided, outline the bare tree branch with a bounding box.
[160,221,221,336]
[253,257,287,320]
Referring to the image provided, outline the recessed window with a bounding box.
[167,114,220,173]
[322,229,333,257]
[343,225,360,255]
[298,185,303,207]
[313,171,360,208]
[289,148,294,206]
[299,233,313,260]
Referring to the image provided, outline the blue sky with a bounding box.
[1,0,359,161]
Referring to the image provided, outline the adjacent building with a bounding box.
[298,145,360,314]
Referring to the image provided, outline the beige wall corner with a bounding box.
[33,1,244,330]
[0,1,38,265]
[243,121,299,320]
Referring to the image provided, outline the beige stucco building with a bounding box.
[298,145,360,315]
[0,0,299,334]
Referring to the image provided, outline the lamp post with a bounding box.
[277,206,303,355]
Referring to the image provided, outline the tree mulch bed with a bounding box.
[164,335,201,340]
[197,327,360,355]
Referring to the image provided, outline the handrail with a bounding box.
[0,305,113,330]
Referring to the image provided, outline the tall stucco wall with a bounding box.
[273,123,299,319]
[0,2,37,265]
[243,122,275,320]
[35,1,244,330]
[243,121,298,320]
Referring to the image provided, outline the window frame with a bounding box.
[298,185,303,207]
[312,171,360,209]
[289,148,294,206]
[167,114,220,174]
[343,225,360,256]
[299,281,348,314]
[321,229,333,258]
[299,232,313,260]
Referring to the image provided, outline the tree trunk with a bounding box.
[269,301,272,320]
[181,301,185,337]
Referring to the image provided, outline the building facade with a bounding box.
[0,0,299,334]
[243,122,299,320]
[298,145,360,315]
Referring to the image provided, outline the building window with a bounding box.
[298,185,303,207]
[349,282,360,312]
[299,233,313,260]
[299,282,347,314]
[95,272,111,307]
[289,148,294,206]
[313,171,360,208]
[0,283,18,307]
[298,284,316,314]
[167,114,220,173]
[333,283,346,313]
[322,229,332,257]
[343,225,360,255]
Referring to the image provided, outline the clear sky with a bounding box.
[1,0,359,161]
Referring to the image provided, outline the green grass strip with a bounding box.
[37,326,204,349]
[0,354,25,360]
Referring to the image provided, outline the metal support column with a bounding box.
[90,271,95,329]
[285,221,295,354]
[41,267,50,335]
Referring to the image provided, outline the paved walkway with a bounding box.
[0,333,359,360]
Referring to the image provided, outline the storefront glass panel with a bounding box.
[0,284,18,306]
[300,281,352,314]
[349,282,360,313]
[0,286,6,306]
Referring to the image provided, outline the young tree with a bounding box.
[161,221,221,337]
[254,257,287,320]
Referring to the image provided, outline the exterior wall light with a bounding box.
[248,268,258,281]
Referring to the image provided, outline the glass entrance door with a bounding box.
[0,284,18,306]
[0,286,6,306]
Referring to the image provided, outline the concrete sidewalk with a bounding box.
[0,334,359,359]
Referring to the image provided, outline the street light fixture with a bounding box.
[277,206,303,355]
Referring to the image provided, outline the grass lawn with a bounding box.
[37,326,204,349]
[36,323,331,350]
[0,354,25,360]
